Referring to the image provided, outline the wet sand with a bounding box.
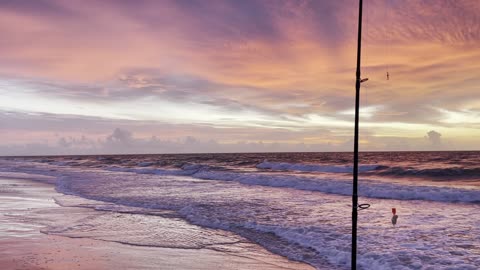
[0,176,315,270]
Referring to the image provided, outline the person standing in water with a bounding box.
[391,208,399,226]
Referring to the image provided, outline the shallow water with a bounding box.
[1,152,479,269]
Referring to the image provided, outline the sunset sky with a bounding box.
[0,0,479,155]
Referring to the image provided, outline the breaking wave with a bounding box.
[257,161,380,173]
[1,158,479,204]
[375,166,480,178]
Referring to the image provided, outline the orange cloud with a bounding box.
[0,0,479,151]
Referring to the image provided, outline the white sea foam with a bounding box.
[179,196,480,270]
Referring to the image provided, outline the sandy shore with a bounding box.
[0,176,315,270]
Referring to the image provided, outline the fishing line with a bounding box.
[361,0,370,144]
[365,0,369,112]
[385,0,392,82]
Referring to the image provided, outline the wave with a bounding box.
[58,165,480,204]
[106,166,192,176]
[104,162,215,176]
[257,161,380,173]
[1,159,480,204]
[192,170,480,203]
[375,166,480,178]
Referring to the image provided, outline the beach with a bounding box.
[0,175,314,270]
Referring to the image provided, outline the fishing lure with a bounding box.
[391,208,399,226]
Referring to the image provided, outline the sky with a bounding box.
[0,0,479,155]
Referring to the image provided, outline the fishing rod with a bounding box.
[352,0,370,269]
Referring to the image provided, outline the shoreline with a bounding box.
[0,175,316,270]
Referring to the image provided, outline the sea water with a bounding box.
[0,152,479,269]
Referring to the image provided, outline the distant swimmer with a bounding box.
[391,208,398,226]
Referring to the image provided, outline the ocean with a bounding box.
[1,152,479,269]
